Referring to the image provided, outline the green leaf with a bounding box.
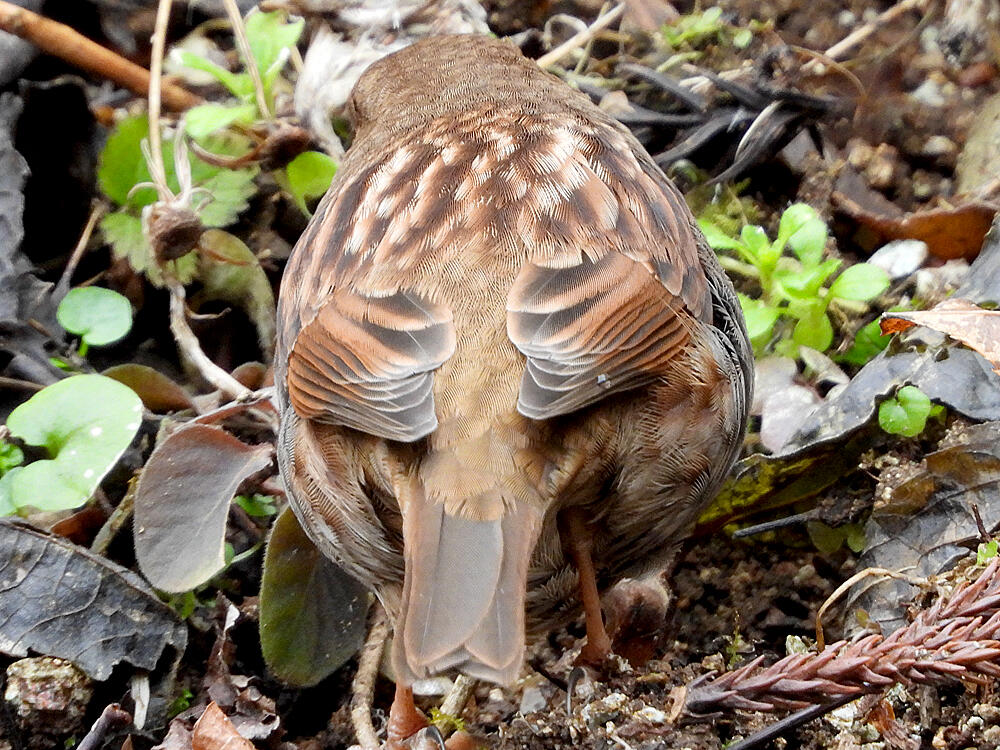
[195,165,258,227]
[233,493,277,517]
[978,539,998,565]
[740,224,770,264]
[260,507,370,686]
[195,230,276,359]
[698,219,745,251]
[738,294,780,344]
[57,287,133,348]
[839,319,891,366]
[245,11,304,85]
[98,115,258,227]
[788,218,828,267]
[0,468,19,516]
[285,151,337,213]
[100,213,198,287]
[775,258,842,300]
[184,102,257,139]
[792,311,834,352]
[98,115,157,208]
[0,441,24,475]
[777,203,821,249]
[828,263,890,302]
[5,375,143,512]
[878,385,933,437]
[175,51,251,99]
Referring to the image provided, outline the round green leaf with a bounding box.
[827,264,890,302]
[5,375,143,512]
[57,287,133,347]
[792,312,834,352]
[878,385,932,437]
[738,295,780,342]
[286,151,337,212]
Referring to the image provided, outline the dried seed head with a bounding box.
[144,203,203,263]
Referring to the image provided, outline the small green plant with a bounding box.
[429,707,466,733]
[56,286,133,357]
[0,375,143,515]
[176,11,305,135]
[167,687,195,718]
[700,203,890,357]
[98,114,259,285]
[234,493,278,517]
[839,319,891,366]
[175,10,336,212]
[878,385,944,437]
[978,539,999,566]
[661,6,753,51]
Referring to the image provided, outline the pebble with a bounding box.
[4,657,93,738]
[911,79,947,107]
[867,240,929,280]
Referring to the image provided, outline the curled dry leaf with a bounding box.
[881,298,1000,374]
[191,702,254,750]
[134,424,271,593]
[833,165,996,260]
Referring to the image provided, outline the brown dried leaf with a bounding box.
[833,169,996,260]
[103,364,195,413]
[881,298,1000,374]
[191,703,254,750]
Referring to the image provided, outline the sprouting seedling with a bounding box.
[700,203,890,356]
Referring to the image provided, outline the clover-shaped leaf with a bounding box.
[57,287,133,352]
[5,375,143,512]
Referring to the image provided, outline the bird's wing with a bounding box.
[280,140,459,443]
[507,140,712,420]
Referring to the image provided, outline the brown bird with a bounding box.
[275,34,751,746]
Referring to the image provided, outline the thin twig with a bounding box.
[54,202,105,299]
[147,0,174,202]
[0,376,44,393]
[536,3,625,69]
[804,0,932,73]
[76,704,132,750]
[221,0,271,118]
[167,279,253,401]
[0,1,199,111]
[435,674,476,736]
[350,604,390,750]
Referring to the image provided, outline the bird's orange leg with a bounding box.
[561,507,613,664]
[386,684,427,749]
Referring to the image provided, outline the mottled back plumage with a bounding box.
[276,34,752,686]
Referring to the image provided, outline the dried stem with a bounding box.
[221,0,270,119]
[0,0,199,111]
[54,202,105,298]
[167,279,253,401]
[536,3,625,69]
[436,674,476,735]
[350,604,390,750]
[684,556,1000,715]
[821,0,932,63]
[147,0,174,202]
